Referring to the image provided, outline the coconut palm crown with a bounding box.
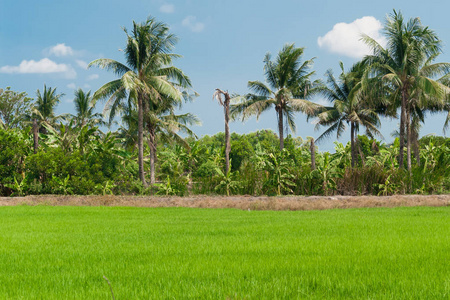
[33,85,65,132]
[315,61,382,167]
[71,89,106,128]
[231,43,322,150]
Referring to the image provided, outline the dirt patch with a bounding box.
[0,194,448,210]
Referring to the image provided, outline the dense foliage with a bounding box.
[0,125,449,196]
[1,10,450,197]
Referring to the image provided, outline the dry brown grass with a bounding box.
[0,194,448,211]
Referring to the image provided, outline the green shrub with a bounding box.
[0,129,29,195]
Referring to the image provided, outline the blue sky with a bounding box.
[1,0,449,151]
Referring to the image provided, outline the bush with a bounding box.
[25,147,128,195]
[0,129,29,195]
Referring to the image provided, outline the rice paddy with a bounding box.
[0,205,448,299]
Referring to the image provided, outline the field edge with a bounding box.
[0,194,449,210]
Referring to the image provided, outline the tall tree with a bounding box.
[316,62,381,167]
[213,89,240,175]
[111,92,199,183]
[90,17,192,185]
[363,10,450,170]
[33,85,65,132]
[231,44,321,150]
[71,89,105,127]
[32,85,64,153]
[0,87,32,129]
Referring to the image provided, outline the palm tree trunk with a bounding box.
[277,109,284,150]
[149,130,156,185]
[33,118,39,154]
[138,94,147,187]
[413,130,420,165]
[357,138,365,167]
[224,97,231,175]
[350,122,356,167]
[215,89,232,175]
[149,150,155,185]
[399,89,407,168]
[310,138,316,170]
[406,107,412,171]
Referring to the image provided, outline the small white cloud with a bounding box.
[48,43,74,57]
[83,84,91,89]
[67,83,76,89]
[160,3,174,13]
[76,60,88,69]
[182,16,205,33]
[65,98,73,103]
[317,16,387,58]
[87,74,99,81]
[0,58,76,79]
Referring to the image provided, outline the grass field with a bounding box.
[0,205,448,299]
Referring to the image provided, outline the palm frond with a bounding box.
[288,98,323,116]
[247,81,272,97]
[88,59,131,76]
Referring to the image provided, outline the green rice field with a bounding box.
[0,205,448,299]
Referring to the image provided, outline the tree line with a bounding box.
[1,10,449,196]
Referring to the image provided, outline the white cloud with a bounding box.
[87,74,99,80]
[76,60,88,69]
[67,83,76,89]
[160,3,174,13]
[83,84,91,89]
[182,16,205,33]
[48,43,74,57]
[317,16,387,58]
[0,58,76,79]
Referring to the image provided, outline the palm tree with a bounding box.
[89,17,191,186]
[231,44,322,150]
[71,89,106,127]
[111,94,199,183]
[362,10,450,170]
[143,92,200,184]
[31,85,64,153]
[315,62,381,167]
[213,89,243,175]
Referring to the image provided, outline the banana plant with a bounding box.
[156,176,177,196]
[214,165,241,196]
[50,175,72,195]
[263,150,295,196]
[376,174,399,196]
[312,152,342,195]
[366,146,398,170]
[4,176,26,196]
[332,141,351,167]
[41,121,77,153]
